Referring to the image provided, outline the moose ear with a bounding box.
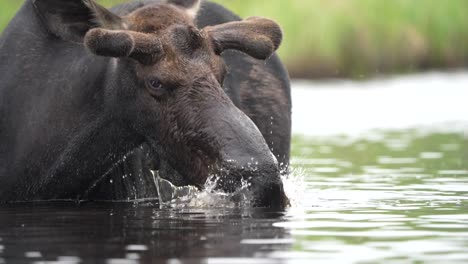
[32,0,125,43]
[204,17,283,60]
[167,0,201,19]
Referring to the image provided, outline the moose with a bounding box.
[0,0,291,208]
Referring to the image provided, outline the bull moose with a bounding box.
[0,0,291,208]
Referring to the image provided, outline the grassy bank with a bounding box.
[2,0,468,79]
[213,0,468,79]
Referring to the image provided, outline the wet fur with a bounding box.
[0,0,291,206]
[95,1,291,199]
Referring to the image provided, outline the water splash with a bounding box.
[151,170,198,208]
[171,175,253,209]
[282,168,307,208]
[151,170,253,209]
[151,169,307,209]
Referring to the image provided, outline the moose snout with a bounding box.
[217,153,288,208]
[206,103,288,208]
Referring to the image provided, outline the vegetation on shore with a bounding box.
[2,0,467,79]
[213,0,468,79]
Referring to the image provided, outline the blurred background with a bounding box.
[218,0,468,79]
[1,2,468,263]
[2,0,468,79]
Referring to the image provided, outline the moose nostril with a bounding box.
[216,157,280,192]
[250,175,288,208]
[215,155,288,208]
[219,161,287,208]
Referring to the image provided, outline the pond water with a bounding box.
[1,72,467,263]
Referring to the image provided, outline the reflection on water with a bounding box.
[0,204,291,264]
[1,73,468,263]
[288,130,468,263]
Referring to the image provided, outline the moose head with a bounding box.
[33,0,288,208]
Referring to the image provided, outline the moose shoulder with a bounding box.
[0,0,291,208]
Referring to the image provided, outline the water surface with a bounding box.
[288,130,467,263]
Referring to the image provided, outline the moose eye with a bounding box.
[146,78,166,98]
[149,79,162,89]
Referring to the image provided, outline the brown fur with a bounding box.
[3,0,289,207]
[82,0,287,204]
[205,17,283,60]
[83,1,283,64]
[83,0,284,186]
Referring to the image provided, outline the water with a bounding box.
[1,72,467,263]
[288,131,467,263]
[292,71,468,136]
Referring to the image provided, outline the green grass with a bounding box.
[2,0,468,78]
[0,2,22,31]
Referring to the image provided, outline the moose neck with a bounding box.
[37,115,143,201]
[35,63,147,201]
[0,64,145,202]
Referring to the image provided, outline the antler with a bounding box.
[84,29,163,64]
[204,17,283,60]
